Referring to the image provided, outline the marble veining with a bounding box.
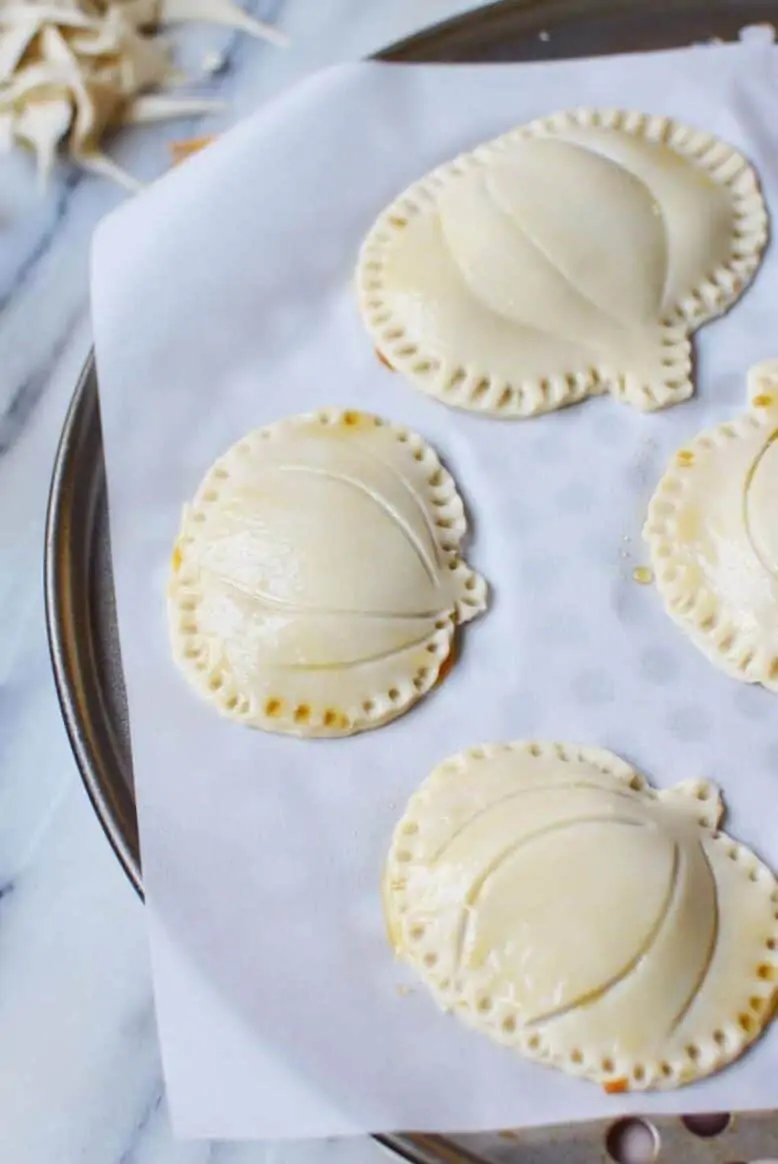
[0,2,479,1160]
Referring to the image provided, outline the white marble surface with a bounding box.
[0,3,481,1161]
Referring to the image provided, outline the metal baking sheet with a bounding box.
[44,1,778,1160]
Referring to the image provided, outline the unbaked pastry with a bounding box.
[645,360,778,690]
[358,110,767,417]
[168,409,487,736]
[384,740,778,1090]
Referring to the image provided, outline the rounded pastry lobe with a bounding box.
[645,360,778,690]
[358,109,767,418]
[384,741,778,1089]
[168,409,487,736]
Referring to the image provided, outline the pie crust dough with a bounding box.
[168,409,487,736]
[645,360,778,690]
[358,110,767,417]
[384,741,778,1090]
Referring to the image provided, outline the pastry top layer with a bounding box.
[168,409,486,736]
[385,740,778,1090]
[645,360,778,690]
[358,109,767,417]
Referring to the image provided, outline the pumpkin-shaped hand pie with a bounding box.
[358,110,766,417]
[168,410,487,736]
[645,361,778,690]
[385,741,778,1090]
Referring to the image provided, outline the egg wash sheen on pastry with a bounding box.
[358,109,766,418]
[385,741,778,1090]
[168,409,487,737]
[646,360,778,692]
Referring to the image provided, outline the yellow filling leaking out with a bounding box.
[376,348,395,372]
[171,543,183,572]
[341,410,371,429]
[603,1077,630,1095]
[676,449,695,467]
[632,566,654,585]
[753,394,775,408]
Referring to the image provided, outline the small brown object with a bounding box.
[376,347,395,372]
[170,135,217,165]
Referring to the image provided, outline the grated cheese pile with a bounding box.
[0,0,285,188]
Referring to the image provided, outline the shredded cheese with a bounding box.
[0,0,286,187]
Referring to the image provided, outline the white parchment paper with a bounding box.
[92,44,778,1139]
